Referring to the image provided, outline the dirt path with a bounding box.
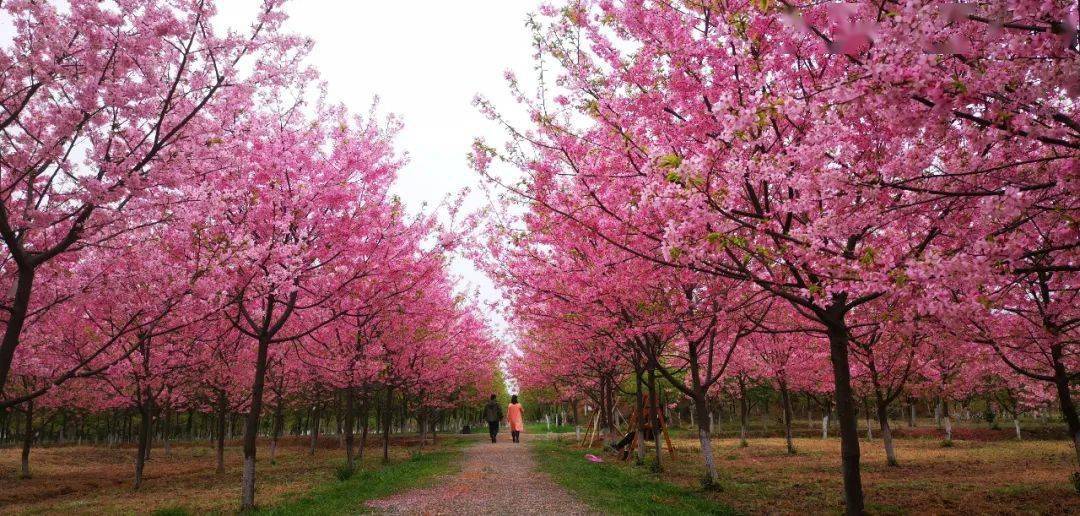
[367,433,595,515]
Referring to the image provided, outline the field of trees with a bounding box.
[477,0,1078,514]
[525,396,1079,514]
[536,432,1078,515]
[0,0,499,511]
[1,0,1076,514]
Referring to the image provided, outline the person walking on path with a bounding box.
[508,395,525,443]
[483,394,503,443]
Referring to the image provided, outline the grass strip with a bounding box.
[153,441,464,516]
[258,444,463,515]
[532,438,739,516]
[524,422,577,434]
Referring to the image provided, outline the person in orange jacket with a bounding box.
[507,394,525,443]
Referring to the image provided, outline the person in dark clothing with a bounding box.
[483,394,503,443]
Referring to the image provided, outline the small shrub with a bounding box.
[940,439,954,448]
[1070,471,1080,495]
[335,463,356,481]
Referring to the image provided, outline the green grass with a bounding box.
[525,422,577,434]
[255,443,464,515]
[532,439,740,515]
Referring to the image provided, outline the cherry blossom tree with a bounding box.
[200,100,404,508]
[0,0,302,396]
[475,1,1076,512]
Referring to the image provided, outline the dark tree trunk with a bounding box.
[691,385,718,484]
[134,399,153,489]
[374,398,382,438]
[309,404,321,456]
[418,406,428,451]
[344,387,356,470]
[863,398,873,441]
[2,410,11,442]
[597,377,610,445]
[779,378,795,454]
[876,398,898,466]
[738,377,750,447]
[647,366,663,470]
[382,386,393,464]
[1012,409,1022,441]
[431,410,439,444]
[359,388,371,460]
[1051,348,1080,468]
[942,398,953,443]
[825,313,865,516]
[162,409,171,456]
[0,267,35,396]
[215,390,227,474]
[20,399,34,478]
[240,336,271,510]
[335,396,344,449]
[822,400,833,439]
[634,366,646,462]
[269,397,284,463]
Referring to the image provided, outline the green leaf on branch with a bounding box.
[860,248,876,266]
[658,153,683,169]
[889,268,909,287]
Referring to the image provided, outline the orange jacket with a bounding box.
[507,403,525,432]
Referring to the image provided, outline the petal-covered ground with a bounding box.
[368,433,594,515]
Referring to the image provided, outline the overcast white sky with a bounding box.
[216,1,540,335]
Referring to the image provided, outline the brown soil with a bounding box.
[611,434,1080,514]
[0,435,421,514]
